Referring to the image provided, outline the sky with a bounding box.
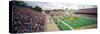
[24,1,97,10]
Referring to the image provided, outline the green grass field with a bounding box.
[52,16,97,30]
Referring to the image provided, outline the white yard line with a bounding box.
[54,16,74,30]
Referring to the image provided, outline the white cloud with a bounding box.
[24,1,97,10]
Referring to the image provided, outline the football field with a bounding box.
[52,16,97,31]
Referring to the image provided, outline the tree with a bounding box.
[33,6,42,12]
